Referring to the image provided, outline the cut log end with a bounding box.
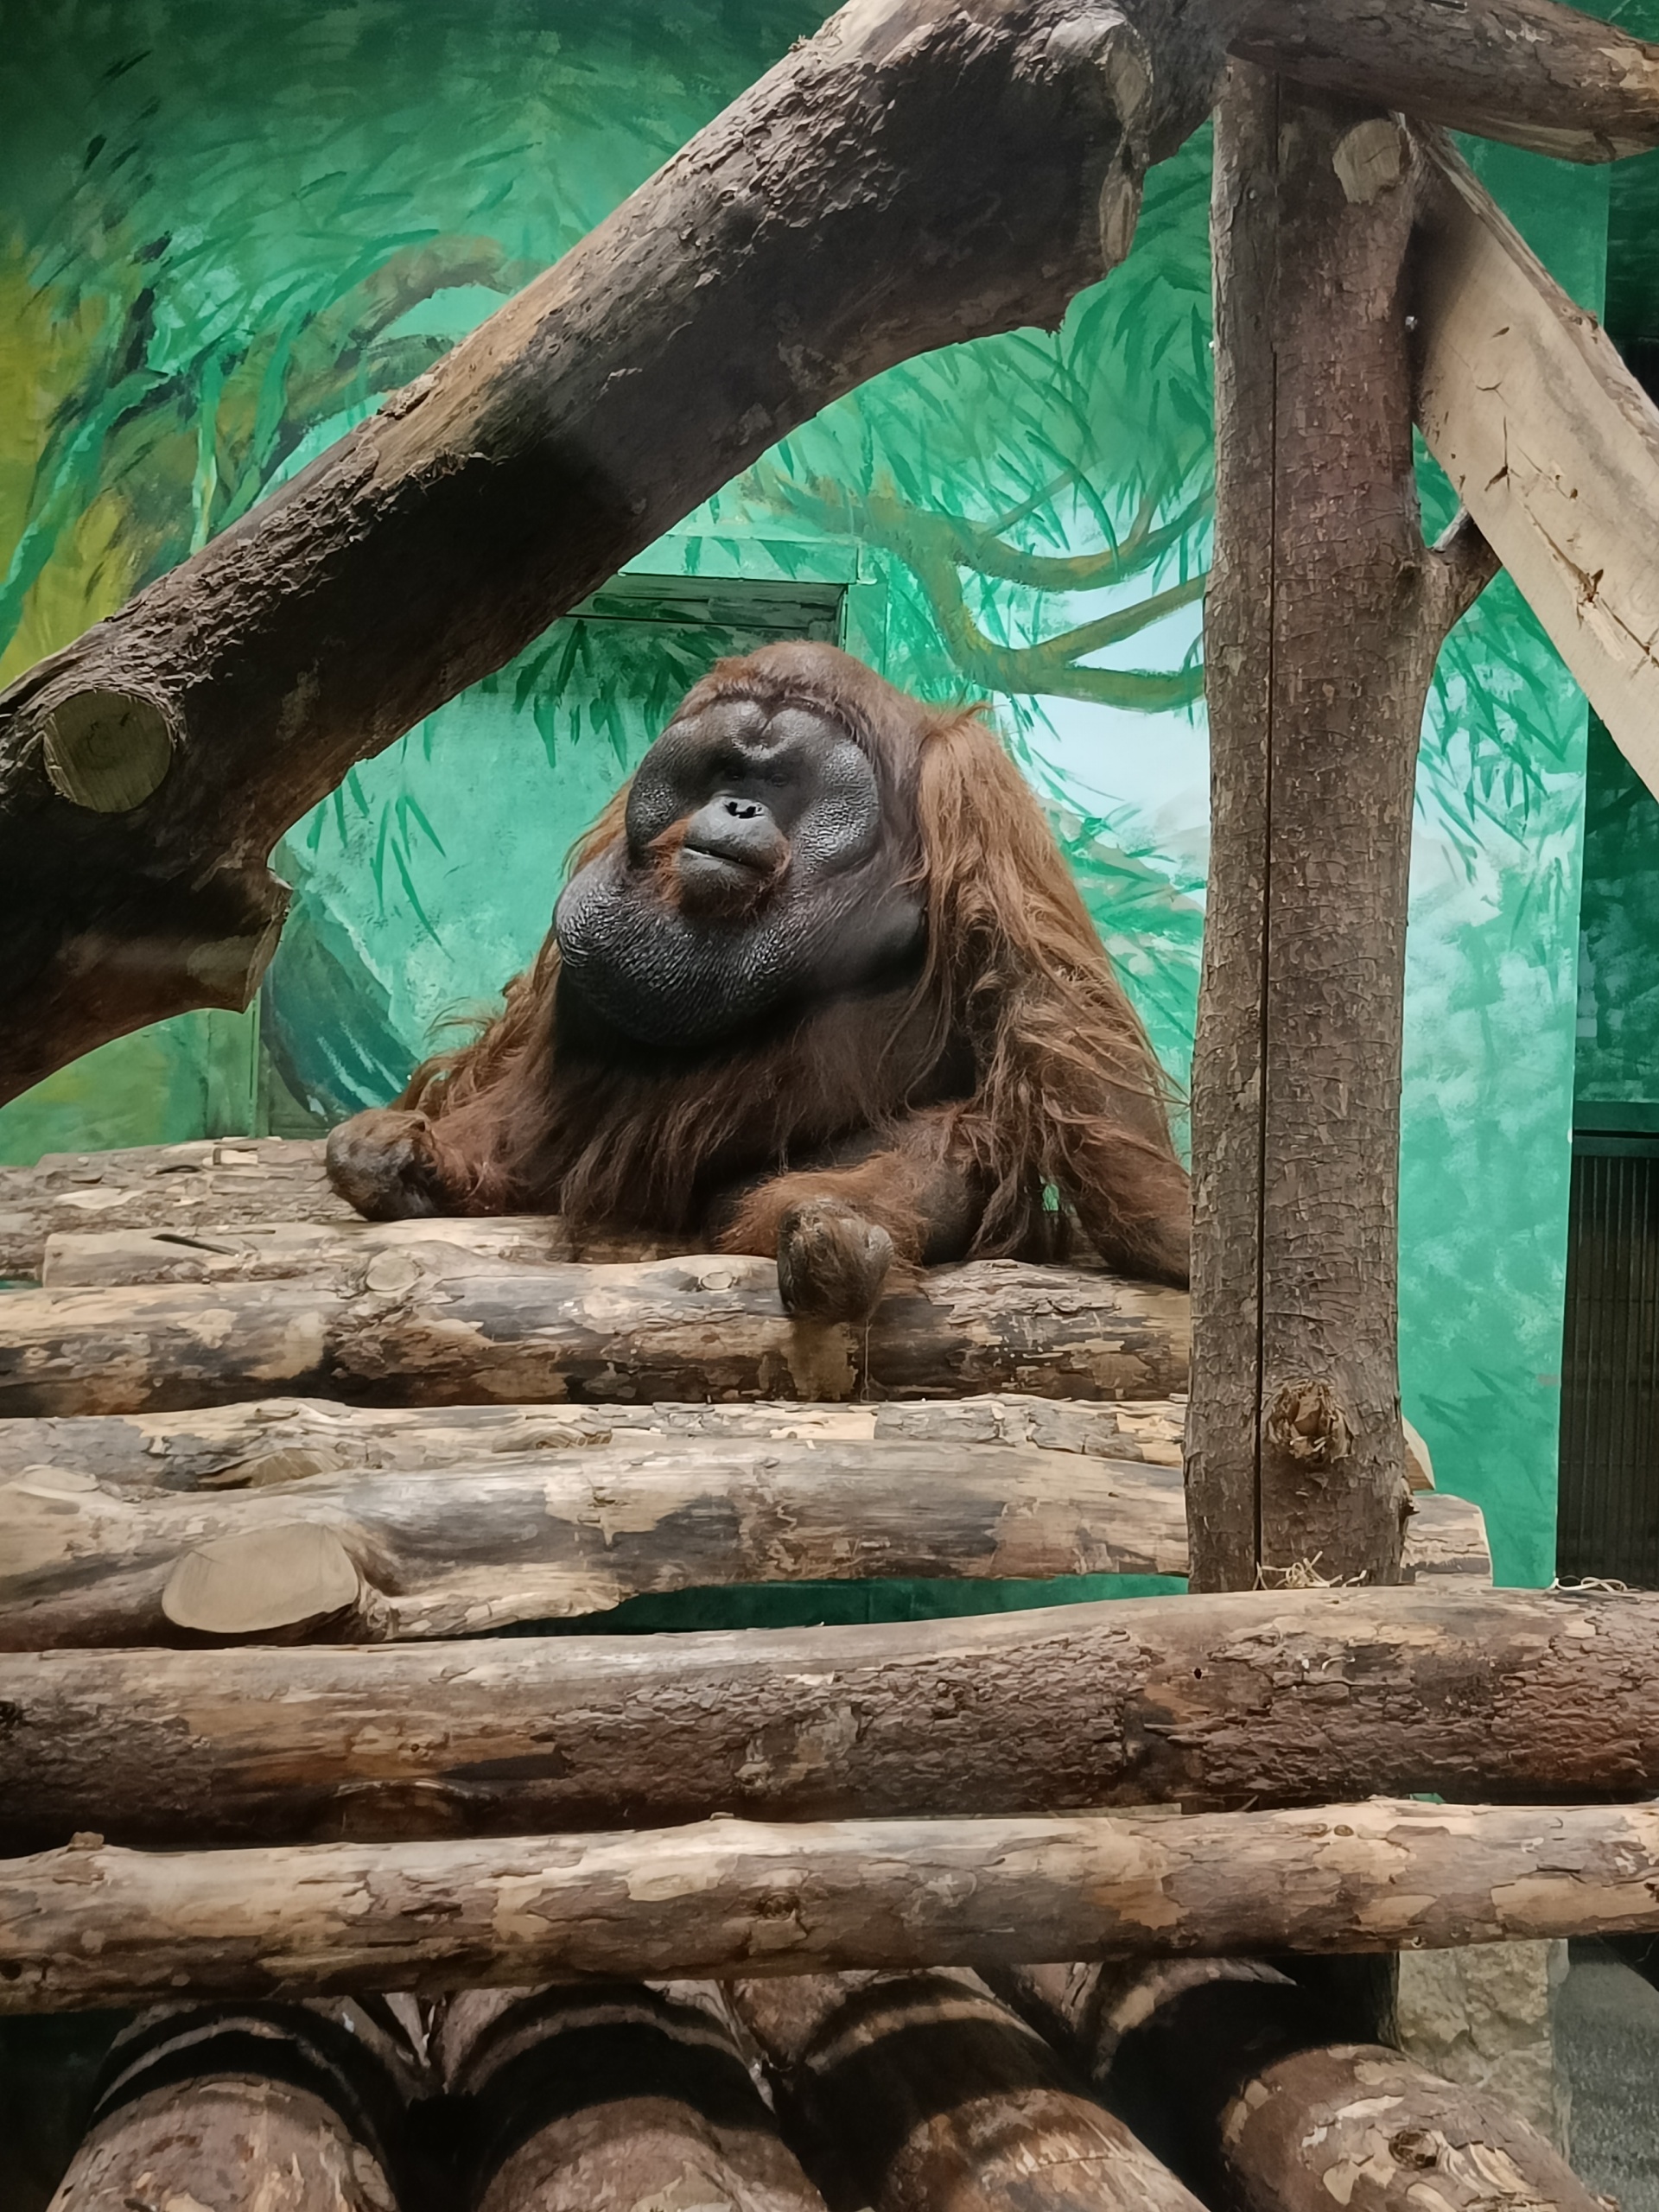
[40,690,176,813]
[162,1522,363,1637]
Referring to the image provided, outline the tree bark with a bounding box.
[1185,71,1497,1596]
[13,1797,1659,2013]
[0,1138,342,1281]
[0,1135,656,1284]
[0,0,1227,1101]
[46,2000,419,2212]
[0,1442,1487,1651]
[39,1216,674,1288]
[4,1584,1655,1853]
[0,1389,1189,1490]
[1224,0,1659,162]
[1202,2041,1599,2212]
[435,1986,826,2212]
[1006,1957,1603,2212]
[1411,129,1659,800]
[730,1970,1207,2212]
[0,1255,1191,1417]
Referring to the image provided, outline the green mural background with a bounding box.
[0,0,1618,1586]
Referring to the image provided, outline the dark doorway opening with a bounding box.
[1559,1128,1659,1586]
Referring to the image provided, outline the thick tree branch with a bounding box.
[1224,0,1659,162]
[0,0,1228,1102]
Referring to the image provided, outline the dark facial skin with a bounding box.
[555,697,925,1049]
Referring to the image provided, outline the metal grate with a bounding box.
[1559,1134,1659,1586]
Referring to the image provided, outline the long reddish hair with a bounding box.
[397,646,1183,1268]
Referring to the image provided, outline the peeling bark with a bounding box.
[5,1585,1656,1853]
[12,1798,1659,2014]
[45,2000,418,2212]
[436,1986,826,2212]
[0,1254,1191,1416]
[0,1390,1190,1489]
[0,1442,1487,1651]
[1005,1957,1603,2212]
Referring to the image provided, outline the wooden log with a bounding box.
[38,1214,673,1288]
[0,1442,1485,1650]
[0,1138,343,1282]
[1412,130,1659,801]
[1225,0,1659,162]
[1186,73,1497,1595]
[0,1136,683,1283]
[731,1969,1206,2212]
[0,1390,1191,1490]
[0,1255,1192,1416]
[1199,2043,1600,2212]
[3,1585,1653,1853]
[47,1999,418,2212]
[437,1985,827,2212]
[0,1,1227,1099]
[14,1796,1659,2014]
[1007,1956,1603,2212]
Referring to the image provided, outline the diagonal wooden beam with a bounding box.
[0,0,1228,1103]
[1412,130,1659,793]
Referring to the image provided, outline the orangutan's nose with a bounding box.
[682,794,786,872]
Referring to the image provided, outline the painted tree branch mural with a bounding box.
[766,477,1210,713]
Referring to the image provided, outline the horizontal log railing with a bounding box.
[0,1432,1483,1651]
[3,1584,1650,1853]
[0,1251,1191,1417]
[0,1389,1191,1487]
[10,1796,1659,2014]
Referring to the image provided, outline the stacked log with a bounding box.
[730,1969,1206,2212]
[0,1432,1484,1651]
[46,1999,423,2212]
[995,1958,1604,2212]
[437,1986,826,2212]
[0,1140,1609,2212]
[0,1389,1191,1487]
[3,1584,1654,1853]
[0,1139,345,1281]
[0,1250,1190,1415]
[12,1797,1659,2015]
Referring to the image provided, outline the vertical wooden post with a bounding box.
[1186,64,1494,1593]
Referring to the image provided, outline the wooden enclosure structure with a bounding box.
[8,0,1659,2205]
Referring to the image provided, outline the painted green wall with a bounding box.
[0,1,1611,1586]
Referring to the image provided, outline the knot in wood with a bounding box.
[1389,2129,1441,2170]
[1263,1379,1354,1467]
